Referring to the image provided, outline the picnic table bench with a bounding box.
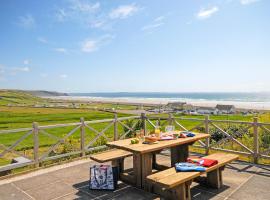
[107,133,209,189]
[90,149,132,173]
[146,153,239,200]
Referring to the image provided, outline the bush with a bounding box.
[210,124,251,143]
[123,119,143,138]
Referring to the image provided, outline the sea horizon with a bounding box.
[69,92,270,103]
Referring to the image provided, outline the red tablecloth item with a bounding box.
[187,158,218,167]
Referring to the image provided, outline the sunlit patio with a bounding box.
[1,152,270,200]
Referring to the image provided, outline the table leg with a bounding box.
[152,153,157,169]
[133,153,153,189]
[141,153,153,190]
[133,153,142,188]
[170,144,189,167]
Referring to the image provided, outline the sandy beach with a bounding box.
[48,96,270,111]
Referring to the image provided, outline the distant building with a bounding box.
[166,102,186,110]
[183,104,194,112]
[216,104,236,114]
[197,107,218,115]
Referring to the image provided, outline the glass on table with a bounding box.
[165,125,175,132]
[135,130,145,141]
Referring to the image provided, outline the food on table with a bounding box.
[130,138,140,144]
[173,133,179,139]
[144,136,159,144]
[159,135,174,140]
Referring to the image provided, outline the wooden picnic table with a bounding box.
[106,133,210,189]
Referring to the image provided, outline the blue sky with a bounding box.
[0,0,269,92]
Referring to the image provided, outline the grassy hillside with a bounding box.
[0,89,47,106]
[0,106,128,130]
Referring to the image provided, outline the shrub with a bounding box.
[123,119,143,138]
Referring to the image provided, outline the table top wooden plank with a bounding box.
[107,133,209,154]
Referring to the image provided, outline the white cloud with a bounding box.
[23,59,30,65]
[18,14,36,28]
[0,65,30,80]
[55,1,100,23]
[60,74,68,79]
[81,40,97,52]
[54,1,141,30]
[81,34,114,53]
[197,6,219,20]
[142,16,166,32]
[109,4,139,19]
[13,67,30,72]
[37,37,48,44]
[240,0,260,5]
[142,23,164,31]
[90,20,105,28]
[54,48,68,54]
[154,16,165,22]
[70,1,100,12]
[55,9,68,22]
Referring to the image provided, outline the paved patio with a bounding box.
[0,153,270,200]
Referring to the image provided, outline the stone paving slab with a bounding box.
[0,183,32,200]
[13,173,60,191]
[1,154,270,200]
[191,187,231,200]
[230,175,270,200]
[55,191,93,200]
[25,181,77,200]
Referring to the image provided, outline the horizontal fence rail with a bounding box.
[1,113,270,174]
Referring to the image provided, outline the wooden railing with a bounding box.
[1,113,270,173]
[146,114,270,163]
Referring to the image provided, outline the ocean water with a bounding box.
[70,92,270,103]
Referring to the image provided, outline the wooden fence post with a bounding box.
[80,117,85,157]
[114,113,118,141]
[32,122,39,167]
[205,115,210,155]
[141,113,147,136]
[253,117,259,164]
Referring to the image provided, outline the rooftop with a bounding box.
[1,153,270,200]
[216,104,235,110]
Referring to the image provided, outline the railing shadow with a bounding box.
[191,184,230,199]
[226,161,270,178]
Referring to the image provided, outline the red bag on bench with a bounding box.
[187,158,218,167]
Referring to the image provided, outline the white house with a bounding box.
[196,107,218,115]
[216,104,236,114]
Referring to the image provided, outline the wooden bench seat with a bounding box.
[201,153,239,189]
[90,149,132,173]
[90,149,132,163]
[146,153,239,200]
